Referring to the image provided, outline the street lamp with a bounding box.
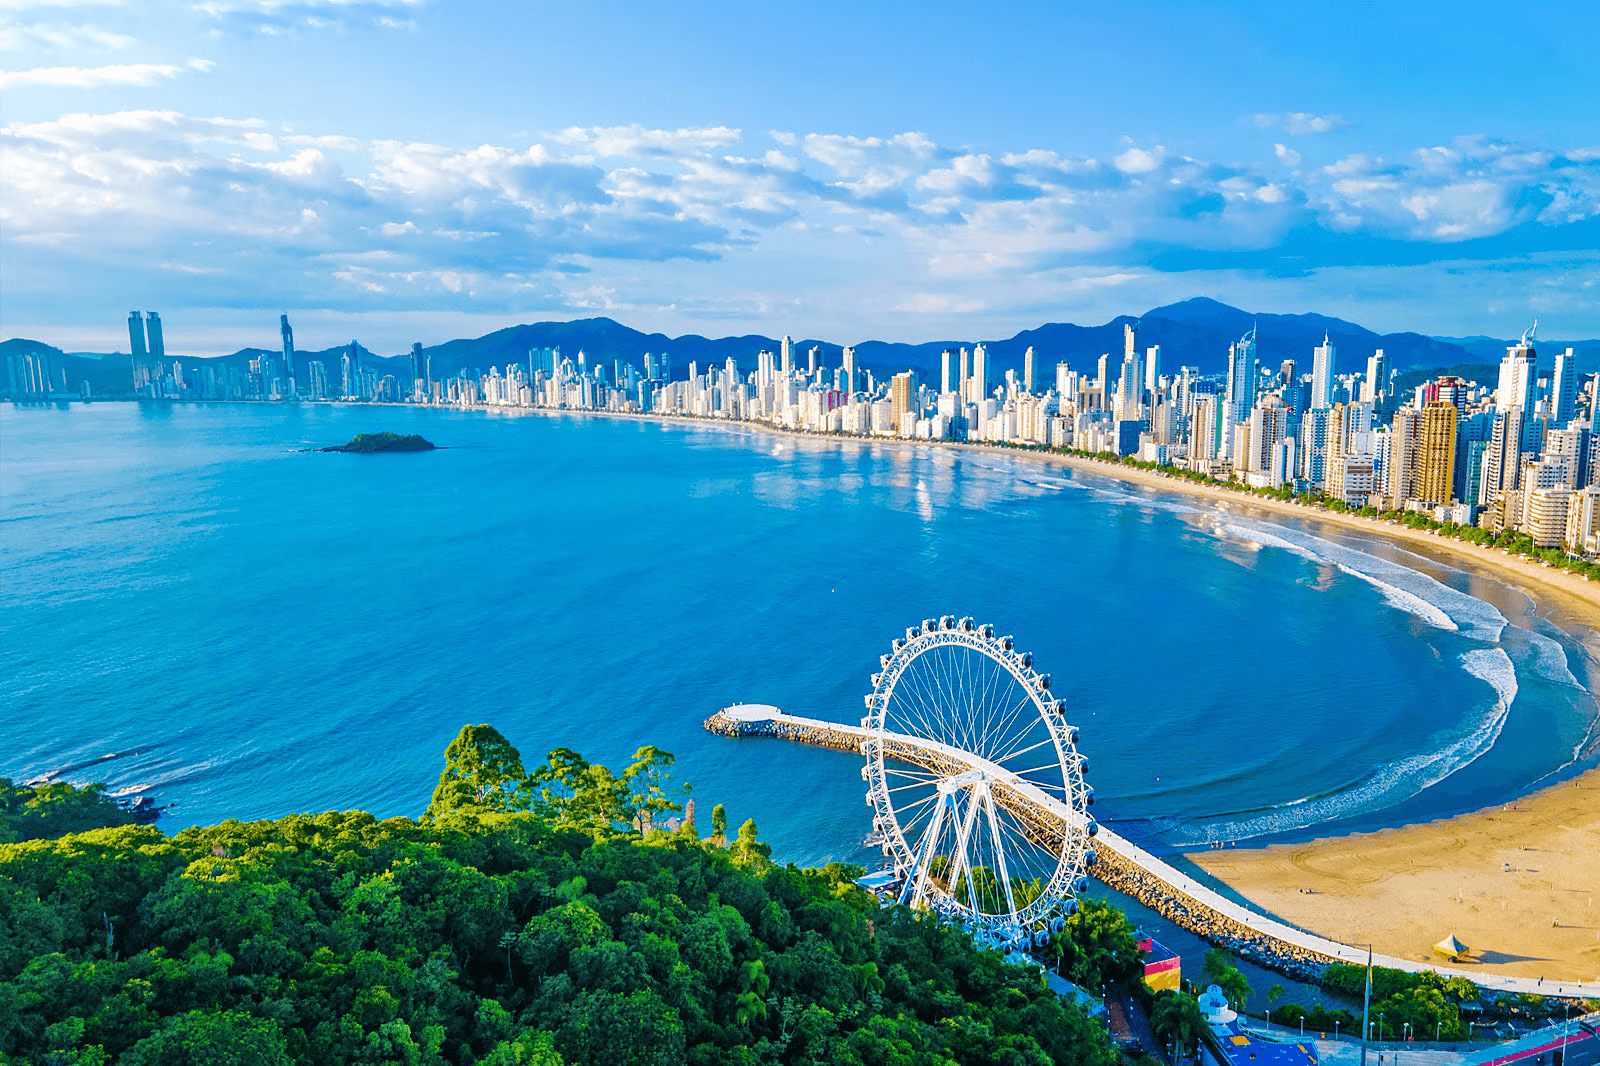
[1335,1020,1342,1041]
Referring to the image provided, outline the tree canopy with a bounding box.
[0,727,1118,1066]
[0,778,133,844]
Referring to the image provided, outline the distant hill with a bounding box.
[1,338,133,396]
[1432,334,1600,360]
[13,300,1600,393]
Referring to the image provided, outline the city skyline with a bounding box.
[2,1,1598,351]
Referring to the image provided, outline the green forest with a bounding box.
[0,726,1125,1066]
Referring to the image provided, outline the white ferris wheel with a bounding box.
[861,616,1098,948]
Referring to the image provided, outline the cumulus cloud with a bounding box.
[1253,112,1349,135]
[3,112,1597,324]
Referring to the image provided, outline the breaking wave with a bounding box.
[1171,647,1519,846]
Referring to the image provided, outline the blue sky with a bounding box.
[2,0,1597,354]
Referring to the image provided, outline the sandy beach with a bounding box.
[1033,456,1600,985]
[529,409,1600,983]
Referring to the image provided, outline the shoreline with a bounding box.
[51,399,1600,980]
[511,406,1600,982]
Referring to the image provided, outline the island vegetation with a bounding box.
[321,432,436,453]
[0,725,1126,1066]
[0,778,134,844]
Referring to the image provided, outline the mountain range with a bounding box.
[7,298,1599,398]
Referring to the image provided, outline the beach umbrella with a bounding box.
[1432,934,1470,960]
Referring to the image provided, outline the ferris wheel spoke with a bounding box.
[980,686,1043,762]
[988,734,1059,772]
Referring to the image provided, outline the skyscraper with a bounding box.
[1551,347,1578,426]
[341,341,359,399]
[842,346,857,394]
[145,312,165,363]
[280,315,297,398]
[969,344,989,403]
[889,371,916,433]
[1311,334,1335,409]
[1023,346,1035,395]
[128,312,149,391]
[1144,345,1161,395]
[1363,349,1388,406]
[1221,327,1257,460]
[1495,335,1536,412]
[780,335,793,377]
[940,349,956,395]
[1416,401,1458,504]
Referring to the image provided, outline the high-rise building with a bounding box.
[1023,346,1035,395]
[1363,349,1388,406]
[842,347,857,394]
[1480,406,1525,504]
[1192,395,1220,462]
[128,312,149,391]
[1144,345,1161,395]
[970,344,989,403]
[1551,347,1578,426]
[1542,426,1590,489]
[1221,328,1257,459]
[341,341,359,399]
[1311,334,1335,409]
[941,349,956,395]
[1300,407,1334,486]
[889,371,917,433]
[145,312,165,363]
[1496,334,1537,412]
[1116,352,1141,420]
[1243,397,1289,475]
[1055,361,1073,400]
[781,335,793,377]
[1415,401,1458,504]
[281,315,297,398]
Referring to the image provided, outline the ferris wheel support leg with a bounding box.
[980,782,1020,921]
[903,792,952,910]
[946,786,986,915]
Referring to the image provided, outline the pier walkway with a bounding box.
[706,706,1600,1001]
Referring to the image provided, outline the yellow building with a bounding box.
[1415,400,1458,505]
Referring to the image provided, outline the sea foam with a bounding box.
[1214,520,1506,642]
[1173,647,1518,846]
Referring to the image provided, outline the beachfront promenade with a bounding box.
[705,706,1600,1001]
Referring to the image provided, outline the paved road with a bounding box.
[753,710,1600,1000]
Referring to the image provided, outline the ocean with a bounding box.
[3,400,1597,866]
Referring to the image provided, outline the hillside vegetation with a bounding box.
[0,726,1119,1066]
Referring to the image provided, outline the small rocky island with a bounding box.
[321,432,436,453]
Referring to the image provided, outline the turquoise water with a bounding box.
[3,401,1597,865]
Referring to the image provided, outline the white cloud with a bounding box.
[3,112,1597,331]
[0,60,182,87]
[1113,146,1164,174]
[555,124,741,159]
[0,22,134,50]
[1253,112,1349,135]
